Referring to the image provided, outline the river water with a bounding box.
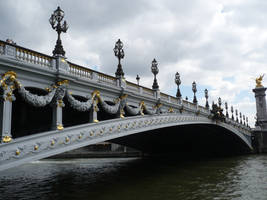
[0,155,267,200]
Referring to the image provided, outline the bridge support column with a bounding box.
[52,100,64,130]
[89,100,98,123]
[0,87,15,143]
[253,86,267,153]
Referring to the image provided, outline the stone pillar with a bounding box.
[0,71,17,143]
[0,91,14,143]
[89,100,98,123]
[52,100,64,130]
[253,86,267,153]
[55,56,70,73]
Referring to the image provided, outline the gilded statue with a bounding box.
[256,74,264,88]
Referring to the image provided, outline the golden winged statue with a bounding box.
[256,74,265,88]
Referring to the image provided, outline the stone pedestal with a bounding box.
[252,87,267,153]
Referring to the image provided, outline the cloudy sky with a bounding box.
[1,0,265,126]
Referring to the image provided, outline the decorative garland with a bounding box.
[0,71,166,118]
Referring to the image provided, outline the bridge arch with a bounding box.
[110,121,252,156]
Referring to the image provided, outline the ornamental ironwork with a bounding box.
[49,6,68,57]
[151,58,159,90]
[192,81,197,104]
[175,72,182,98]
[113,39,125,78]
[205,89,209,108]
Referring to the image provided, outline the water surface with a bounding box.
[0,155,267,200]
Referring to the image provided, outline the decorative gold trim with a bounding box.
[2,135,12,143]
[78,134,82,139]
[57,99,63,107]
[2,71,17,79]
[153,103,162,109]
[91,90,100,100]
[34,145,39,151]
[57,80,69,86]
[51,140,55,146]
[93,119,99,123]
[168,107,174,113]
[65,137,70,142]
[120,108,125,118]
[57,124,64,130]
[15,149,20,155]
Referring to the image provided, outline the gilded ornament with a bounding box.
[51,140,55,146]
[93,119,99,123]
[57,80,69,86]
[57,99,63,107]
[15,149,20,155]
[2,71,17,79]
[57,124,64,130]
[91,90,100,100]
[78,134,82,139]
[120,109,125,118]
[2,135,12,143]
[45,87,52,92]
[256,74,264,88]
[34,145,39,151]
[90,131,94,136]
[65,137,70,142]
[168,107,174,113]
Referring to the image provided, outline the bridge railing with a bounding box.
[126,81,139,93]
[69,62,93,79]
[0,40,53,68]
[0,40,246,124]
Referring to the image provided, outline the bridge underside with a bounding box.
[110,124,251,157]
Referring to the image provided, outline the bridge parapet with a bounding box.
[0,40,53,69]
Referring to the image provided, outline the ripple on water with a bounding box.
[0,156,267,200]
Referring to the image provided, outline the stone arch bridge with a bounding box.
[0,40,252,171]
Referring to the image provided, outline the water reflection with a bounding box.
[0,155,267,200]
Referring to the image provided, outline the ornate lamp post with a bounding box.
[175,72,182,98]
[225,102,229,118]
[240,112,242,124]
[246,117,249,127]
[151,58,159,90]
[192,81,197,104]
[113,39,125,78]
[136,75,140,85]
[49,6,68,57]
[205,89,209,108]
[243,115,245,125]
[218,97,222,108]
[236,109,239,122]
[231,106,234,120]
